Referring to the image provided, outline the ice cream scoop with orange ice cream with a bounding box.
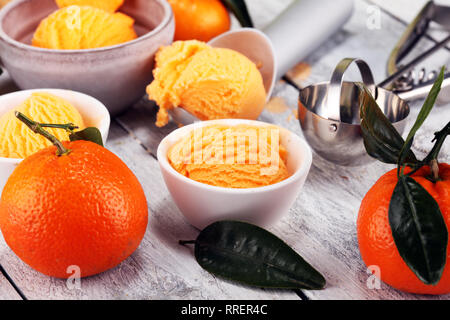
[0,92,85,159]
[55,0,124,12]
[32,5,137,50]
[168,124,289,188]
[147,41,267,127]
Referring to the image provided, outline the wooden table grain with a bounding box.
[0,0,449,300]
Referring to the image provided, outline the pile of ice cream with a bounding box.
[167,124,290,189]
[147,40,267,127]
[32,0,136,50]
[0,92,85,159]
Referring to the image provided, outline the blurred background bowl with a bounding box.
[0,0,174,115]
[0,88,110,193]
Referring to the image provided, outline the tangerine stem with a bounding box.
[430,159,440,182]
[39,123,79,133]
[15,111,71,156]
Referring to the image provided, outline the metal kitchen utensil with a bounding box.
[168,0,354,125]
[381,35,450,101]
[298,58,410,167]
[385,0,450,102]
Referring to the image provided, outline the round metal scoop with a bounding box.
[298,58,411,167]
[168,0,354,125]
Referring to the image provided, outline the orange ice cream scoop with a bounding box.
[55,0,124,12]
[168,125,290,189]
[147,40,267,127]
[32,6,137,50]
[0,92,85,159]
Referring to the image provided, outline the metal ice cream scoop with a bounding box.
[168,0,355,125]
[298,58,411,167]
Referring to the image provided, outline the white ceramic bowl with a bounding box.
[0,88,110,192]
[157,119,312,229]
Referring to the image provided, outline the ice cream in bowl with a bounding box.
[157,119,312,229]
[0,88,110,192]
[0,0,174,115]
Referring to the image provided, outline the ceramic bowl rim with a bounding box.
[0,0,173,54]
[157,119,313,194]
[0,88,111,164]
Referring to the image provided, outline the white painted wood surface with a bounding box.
[0,272,20,300]
[368,0,448,24]
[0,0,449,300]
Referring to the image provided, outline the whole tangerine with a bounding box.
[357,164,450,294]
[0,140,148,278]
[168,0,231,42]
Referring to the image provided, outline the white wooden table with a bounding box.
[1,0,449,300]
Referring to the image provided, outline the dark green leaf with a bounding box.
[358,83,417,164]
[398,67,446,166]
[221,0,254,28]
[389,175,448,285]
[191,221,326,290]
[69,127,103,147]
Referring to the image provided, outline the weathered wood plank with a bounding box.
[0,122,299,300]
[0,268,21,300]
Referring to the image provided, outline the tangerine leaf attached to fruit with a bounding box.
[389,175,448,285]
[70,127,103,147]
[398,67,445,168]
[358,83,417,165]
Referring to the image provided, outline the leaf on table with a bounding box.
[389,175,448,285]
[221,0,254,28]
[191,221,326,290]
[69,127,104,147]
[358,83,417,165]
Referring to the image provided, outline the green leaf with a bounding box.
[358,83,417,165]
[69,127,103,147]
[221,0,254,28]
[389,175,448,285]
[188,221,326,290]
[398,67,446,166]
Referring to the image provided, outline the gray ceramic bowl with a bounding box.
[0,0,174,115]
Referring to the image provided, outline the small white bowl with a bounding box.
[0,89,110,193]
[157,119,312,229]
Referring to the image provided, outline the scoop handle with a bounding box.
[327,58,375,122]
[264,0,354,80]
